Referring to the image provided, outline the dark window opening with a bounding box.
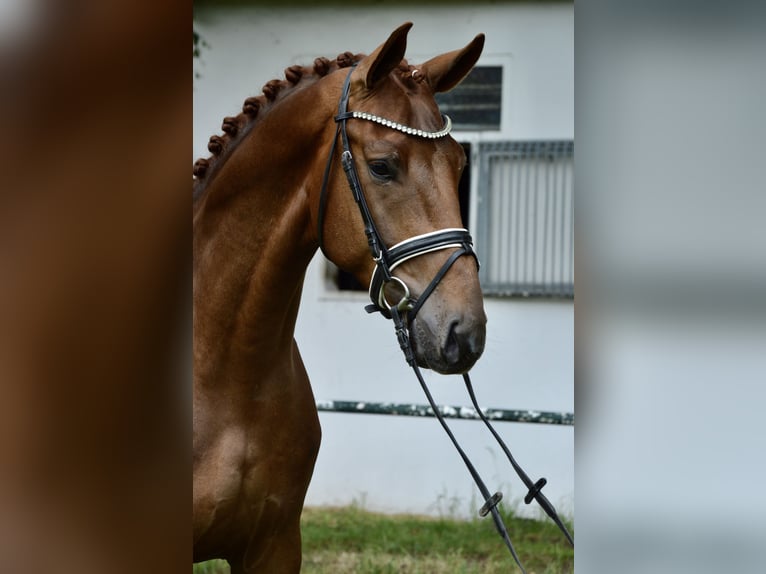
[336,265,366,291]
[458,142,471,228]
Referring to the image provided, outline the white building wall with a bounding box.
[194,2,573,519]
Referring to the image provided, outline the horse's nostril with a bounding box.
[443,320,461,365]
[438,316,485,373]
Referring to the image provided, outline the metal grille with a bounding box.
[476,141,574,297]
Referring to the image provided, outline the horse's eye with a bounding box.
[368,160,393,181]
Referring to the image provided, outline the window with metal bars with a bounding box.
[475,140,574,297]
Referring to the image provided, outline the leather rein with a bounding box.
[318,66,573,572]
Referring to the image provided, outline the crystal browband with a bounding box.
[349,111,452,139]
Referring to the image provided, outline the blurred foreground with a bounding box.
[0,1,189,572]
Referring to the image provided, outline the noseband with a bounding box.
[318,65,478,321]
[318,67,573,572]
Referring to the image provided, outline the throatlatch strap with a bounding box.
[317,122,342,255]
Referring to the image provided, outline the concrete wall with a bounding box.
[194,2,573,519]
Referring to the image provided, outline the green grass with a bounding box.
[194,504,573,573]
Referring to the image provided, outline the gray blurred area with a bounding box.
[576,1,766,572]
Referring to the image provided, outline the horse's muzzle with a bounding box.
[412,311,486,374]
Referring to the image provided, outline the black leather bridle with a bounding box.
[319,66,478,322]
[319,66,573,572]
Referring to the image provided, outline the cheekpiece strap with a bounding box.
[330,66,476,321]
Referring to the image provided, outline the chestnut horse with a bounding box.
[193,23,486,573]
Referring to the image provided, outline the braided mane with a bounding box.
[193,51,372,199]
[193,51,425,200]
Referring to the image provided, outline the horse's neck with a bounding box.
[193,88,331,382]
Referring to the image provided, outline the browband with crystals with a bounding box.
[346,111,453,139]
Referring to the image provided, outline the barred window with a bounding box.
[475,141,574,297]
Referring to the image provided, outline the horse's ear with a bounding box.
[354,22,413,90]
[420,33,485,93]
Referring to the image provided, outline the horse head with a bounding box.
[318,23,487,374]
